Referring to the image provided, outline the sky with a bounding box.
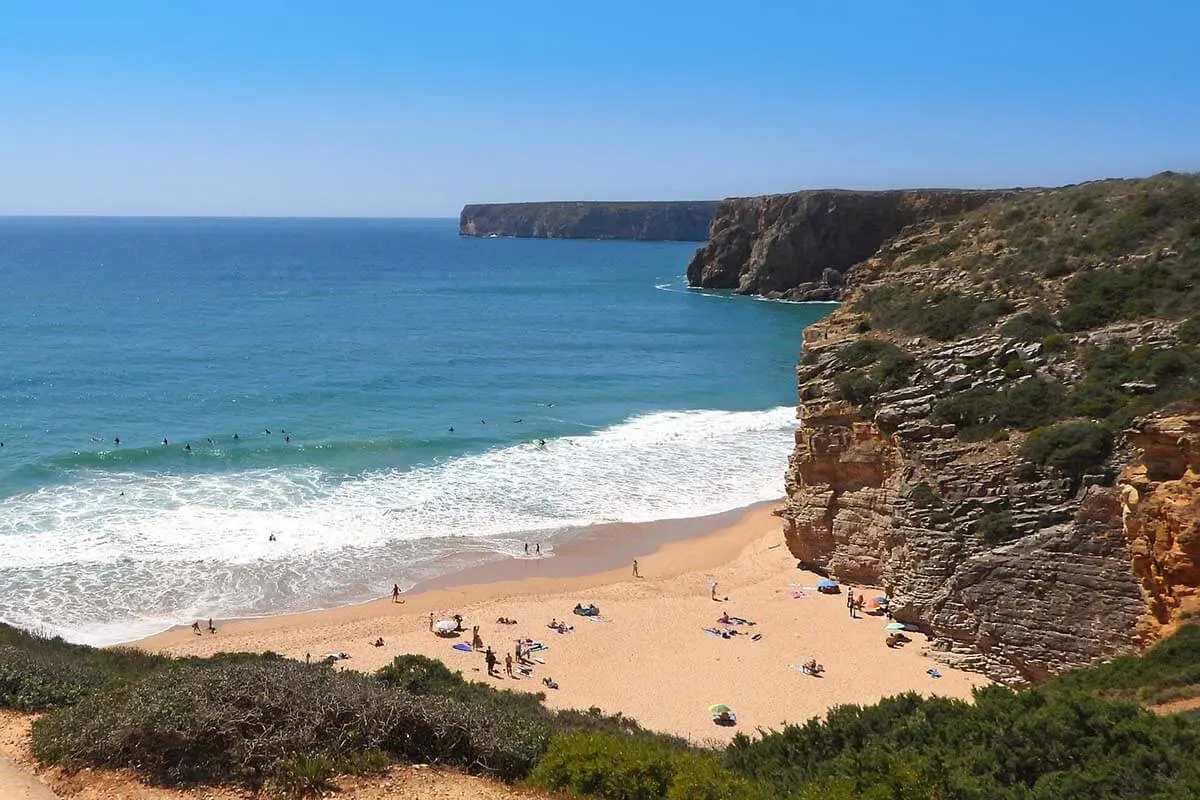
[1,1,1198,217]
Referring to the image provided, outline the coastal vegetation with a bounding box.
[4,620,1200,798]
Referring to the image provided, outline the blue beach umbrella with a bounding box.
[817,579,840,590]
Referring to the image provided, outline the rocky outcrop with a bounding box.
[777,175,1200,685]
[1119,407,1200,629]
[686,189,1013,298]
[459,202,718,241]
[786,329,1148,684]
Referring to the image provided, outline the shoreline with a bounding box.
[132,502,988,742]
[127,500,782,648]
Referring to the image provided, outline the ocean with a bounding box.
[0,217,832,644]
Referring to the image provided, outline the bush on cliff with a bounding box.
[1020,421,1114,478]
[999,306,1060,342]
[932,378,1065,438]
[832,340,916,406]
[860,286,1013,341]
[1066,343,1200,429]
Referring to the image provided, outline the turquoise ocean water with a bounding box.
[0,218,832,644]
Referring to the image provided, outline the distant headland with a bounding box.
[458,201,719,241]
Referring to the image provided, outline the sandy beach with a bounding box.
[133,503,988,742]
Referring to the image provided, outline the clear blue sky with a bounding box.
[1,1,1198,217]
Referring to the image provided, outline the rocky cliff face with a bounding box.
[459,201,718,241]
[686,190,1013,299]
[778,174,1200,684]
[1120,407,1200,628]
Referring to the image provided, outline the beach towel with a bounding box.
[751,633,763,641]
[533,657,546,664]
[927,668,942,678]
[452,643,473,652]
[703,627,732,639]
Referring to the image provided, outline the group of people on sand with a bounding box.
[191,618,216,635]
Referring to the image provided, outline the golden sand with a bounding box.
[133,504,987,743]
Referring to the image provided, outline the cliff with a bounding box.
[458,201,719,241]
[779,173,1200,684]
[686,189,1014,299]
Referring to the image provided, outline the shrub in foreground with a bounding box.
[723,688,1200,799]
[32,658,549,787]
[529,732,775,800]
[0,624,169,710]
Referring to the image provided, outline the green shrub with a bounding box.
[32,659,549,787]
[908,482,942,509]
[1000,307,1059,342]
[1177,315,1200,344]
[0,625,171,710]
[860,287,1013,341]
[529,732,680,800]
[833,340,916,406]
[976,510,1016,544]
[666,755,777,800]
[1021,422,1115,477]
[833,369,879,406]
[724,688,1200,799]
[1047,623,1200,705]
[932,379,1066,438]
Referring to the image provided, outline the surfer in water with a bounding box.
[184,444,191,452]
[114,437,120,445]
[162,437,168,446]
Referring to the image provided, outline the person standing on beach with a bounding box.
[207,618,215,633]
[505,652,514,677]
[632,559,640,578]
[524,543,529,555]
[392,584,401,603]
[710,581,718,601]
[472,625,483,650]
[847,591,857,618]
[536,543,541,555]
[428,612,434,632]
[485,646,497,676]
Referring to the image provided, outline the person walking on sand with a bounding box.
[485,646,497,676]
[536,543,541,555]
[191,621,201,635]
[472,625,483,650]
[392,584,401,603]
[633,559,640,578]
[847,591,857,618]
[505,652,514,677]
[524,543,529,555]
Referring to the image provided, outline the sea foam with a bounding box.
[0,406,796,644]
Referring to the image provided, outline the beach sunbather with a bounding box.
[542,676,559,689]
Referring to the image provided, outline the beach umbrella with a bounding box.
[433,619,458,635]
[886,622,907,631]
[709,703,732,714]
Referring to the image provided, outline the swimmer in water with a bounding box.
[114,437,120,445]
[448,426,455,432]
[162,437,168,446]
[537,438,547,447]
[284,435,290,442]
[264,428,271,435]
[233,433,239,440]
[207,438,213,445]
[184,444,191,452]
